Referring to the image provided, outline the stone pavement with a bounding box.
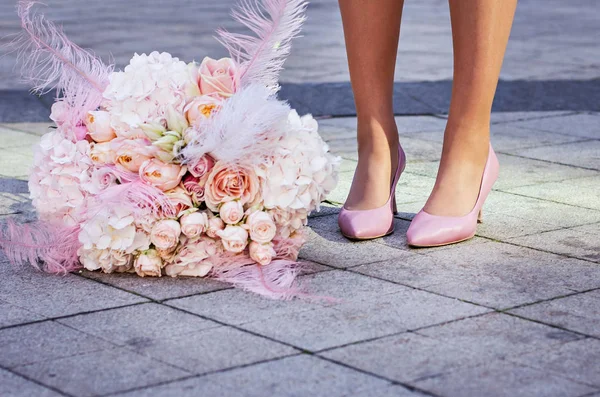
[1,0,600,396]
[1,111,599,397]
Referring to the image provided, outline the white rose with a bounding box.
[219,200,244,225]
[206,216,225,239]
[180,211,209,239]
[249,241,276,266]
[216,225,248,253]
[245,211,276,244]
[150,220,181,250]
[134,249,163,277]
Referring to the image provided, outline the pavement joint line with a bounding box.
[0,123,48,137]
[497,286,600,313]
[489,238,600,265]
[494,185,600,211]
[495,149,600,172]
[504,358,600,390]
[489,111,580,125]
[500,310,600,342]
[0,363,74,397]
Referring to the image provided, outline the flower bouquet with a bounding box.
[0,0,339,298]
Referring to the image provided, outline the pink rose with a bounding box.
[249,241,276,266]
[206,216,225,239]
[245,211,277,244]
[90,142,114,165]
[164,237,220,277]
[83,168,117,194]
[198,57,239,98]
[204,162,259,211]
[188,154,215,178]
[112,138,155,173]
[184,95,221,125]
[85,111,117,143]
[219,201,244,225]
[134,249,163,277]
[50,101,70,126]
[180,211,209,239]
[216,225,248,253]
[182,174,207,204]
[150,219,181,250]
[140,159,187,191]
[165,186,194,217]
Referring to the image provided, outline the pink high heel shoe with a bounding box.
[338,146,406,240]
[406,144,499,247]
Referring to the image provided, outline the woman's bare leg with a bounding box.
[339,0,404,210]
[423,0,517,216]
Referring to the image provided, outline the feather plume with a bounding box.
[5,1,113,137]
[217,0,307,90]
[180,84,290,165]
[0,219,82,274]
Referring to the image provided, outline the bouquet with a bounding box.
[0,0,339,299]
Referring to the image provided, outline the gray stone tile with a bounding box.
[509,226,600,263]
[484,191,600,229]
[502,113,600,139]
[0,178,29,194]
[0,149,32,179]
[119,355,394,397]
[319,115,448,135]
[355,242,600,309]
[508,290,600,338]
[81,271,231,301]
[299,228,411,268]
[511,338,600,388]
[476,211,562,240]
[0,123,50,137]
[131,325,297,374]
[491,124,585,152]
[0,300,45,328]
[0,266,148,318]
[58,303,220,345]
[0,321,114,368]
[513,140,600,170]
[0,127,41,150]
[504,175,600,210]
[354,384,427,397]
[416,312,583,360]
[490,112,575,125]
[413,360,596,397]
[14,348,189,397]
[0,368,62,397]
[235,270,487,351]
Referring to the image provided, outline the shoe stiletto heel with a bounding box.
[406,144,499,247]
[338,146,406,240]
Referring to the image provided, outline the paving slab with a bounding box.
[508,290,600,338]
[231,270,487,351]
[501,113,600,139]
[58,303,220,345]
[511,338,600,388]
[475,211,563,240]
[508,225,600,263]
[299,227,412,268]
[0,127,42,150]
[0,321,114,368]
[504,175,600,211]
[81,270,231,301]
[354,241,600,309]
[0,368,63,397]
[0,123,51,137]
[0,300,46,328]
[0,148,32,179]
[14,347,190,397]
[413,360,597,397]
[513,140,600,170]
[0,266,148,319]
[490,111,576,125]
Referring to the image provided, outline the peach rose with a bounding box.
[139,159,187,191]
[198,57,239,98]
[184,95,221,125]
[90,142,114,165]
[150,219,181,250]
[134,249,163,277]
[112,138,155,173]
[206,216,225,239]
[204,162,259,211]
[188,154,215,178]
[245,211,276,244]
[85,111,117,142]
[180,211,209,239]
[219,200,244,225]
[217,225,248,253]
[164,237,220,277]
[249,241,276,266]
[165,186,194,217]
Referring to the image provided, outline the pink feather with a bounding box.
[0,219,82,274]
[5,1,113,139]
[217,0,307,90]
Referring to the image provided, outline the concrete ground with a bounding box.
[1,1,599,396]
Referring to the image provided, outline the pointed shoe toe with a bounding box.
[338,207,394,240]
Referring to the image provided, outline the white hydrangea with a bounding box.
[78,247,133,273]
[102,51,200,137]
[28,129,93,226]
[257,110,340,212]
[78,205,150,253]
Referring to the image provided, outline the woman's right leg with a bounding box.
[338,0,404,211]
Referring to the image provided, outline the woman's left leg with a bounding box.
[423,0,517,217]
